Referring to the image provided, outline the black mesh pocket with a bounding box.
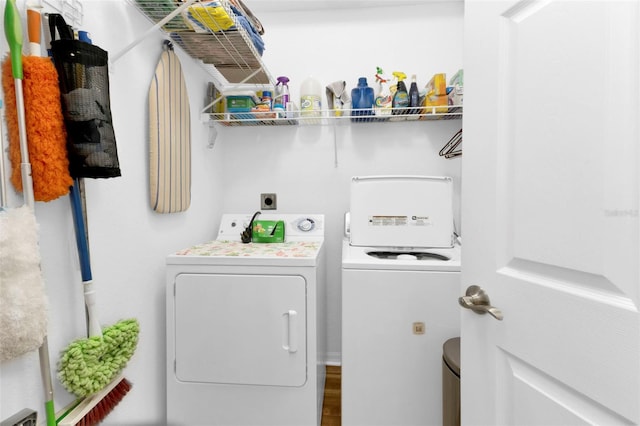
[51,39,121,178]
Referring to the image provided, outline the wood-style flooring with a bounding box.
[321,365,341,426]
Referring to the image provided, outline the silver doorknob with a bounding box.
[459,285,503,321]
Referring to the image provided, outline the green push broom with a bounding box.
[56,176,139,426]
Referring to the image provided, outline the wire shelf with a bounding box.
[43,0,83,28]
[128,0,190,31]
[127,0,273,87]
[207,106,463,127]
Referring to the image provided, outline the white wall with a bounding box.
[0,1,463,424]
[221,1,465,363]
[1,1,222,424]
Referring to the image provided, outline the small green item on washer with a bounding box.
[252,220,285,243]
[58,318,139,397]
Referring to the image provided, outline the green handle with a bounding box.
[44,400,56,426]
[4,0,23,79]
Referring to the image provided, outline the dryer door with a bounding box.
[173,273,307,387]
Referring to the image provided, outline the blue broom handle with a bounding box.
[69,178,92,282]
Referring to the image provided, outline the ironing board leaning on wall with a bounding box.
[149,40,191,214]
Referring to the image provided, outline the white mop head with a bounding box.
[0,205,48,361]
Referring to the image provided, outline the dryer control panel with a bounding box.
[217,213,325,241]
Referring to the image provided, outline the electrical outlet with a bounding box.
[260,193,277,210]
[412,322,425,335]
[1,409,37,426]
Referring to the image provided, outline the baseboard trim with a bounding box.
[325,352,341,366]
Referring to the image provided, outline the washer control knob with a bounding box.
[297,218,315,232]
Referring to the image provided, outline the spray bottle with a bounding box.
[388,71,398,100]
[374,67,392,118]
[391,71,409,115]
[274,76,290,118]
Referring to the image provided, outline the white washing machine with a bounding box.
[341,176,461,426]
[166,213,326,426]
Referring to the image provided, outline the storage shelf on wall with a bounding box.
[127,0,274,88]
[206,106,462,127]
[123,1,463,136]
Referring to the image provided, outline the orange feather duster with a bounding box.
[2,55,72,202]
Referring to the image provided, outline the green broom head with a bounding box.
[58,318,139,397]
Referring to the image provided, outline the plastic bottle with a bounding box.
[350,77,375,122]
[388,72,398,100]
[408,74,420,115]
[275,76,290,110]
[374,67,392,119]
[261,90,273,110]
[391,71,409,115]
[300,76,322,118]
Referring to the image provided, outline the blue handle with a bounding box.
[69,179,92,282]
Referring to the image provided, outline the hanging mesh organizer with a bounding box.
[50,17,121,178]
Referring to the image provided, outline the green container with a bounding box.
[252,220,285,243]
[226,96,255,111]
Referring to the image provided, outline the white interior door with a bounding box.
[462,1,640,424]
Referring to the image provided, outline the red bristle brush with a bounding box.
[56,374,133,426]
[1,2,71,202]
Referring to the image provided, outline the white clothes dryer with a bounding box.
[166,214,326,426]
[341,176,461,426]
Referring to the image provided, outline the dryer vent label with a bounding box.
[368,215,432,226]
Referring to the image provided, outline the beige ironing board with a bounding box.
[149,41,191,213]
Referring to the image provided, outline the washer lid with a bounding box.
[349,176,454,248]
[341,240,461,271]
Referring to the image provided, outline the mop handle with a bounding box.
[5,2,55,425]
[4,0,35,209]
[69,178,103,339]
[27,3,42,57]
[0,99,7,208]
[69,179,92,282]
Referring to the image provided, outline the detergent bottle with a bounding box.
[391,71,409,115]
[350,77,375,122]
[300,75,322,118]
[373,67,392,119]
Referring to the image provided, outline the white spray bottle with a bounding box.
[374,67,392,118]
